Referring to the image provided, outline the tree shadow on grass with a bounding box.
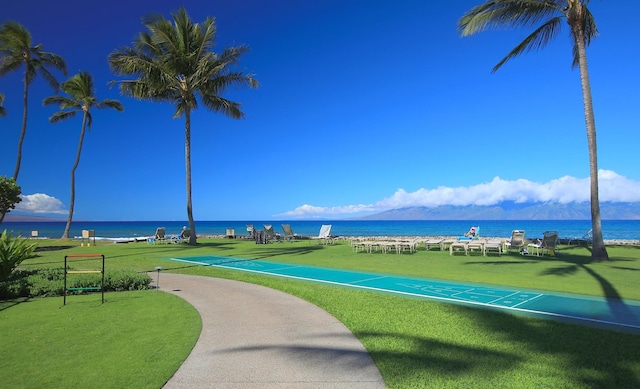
[449,304,640,388]
[357,330,520,385]
[352,299,640,387]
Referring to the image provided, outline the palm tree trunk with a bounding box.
[61,114,88,239]
[572,8,609,261]
[13,77,29,181]
[184,108,197,244]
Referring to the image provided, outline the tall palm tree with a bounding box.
[0,21,67,181]
[43,71,124,239]
[109,7,258,245]
[458,0,608,261]
[0,92,5,116]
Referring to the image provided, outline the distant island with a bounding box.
[4,202,640,222]
[3,214,66,222]
[355,202,640,220]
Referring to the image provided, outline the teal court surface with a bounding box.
[167,255,640,334]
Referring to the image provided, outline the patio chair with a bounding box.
[281,224,301,241]
[180,227,191,243]
[504,230,525,254]
[246,224,255,239]
[311,224,333,245]
[459,226,480,241]
[528,231,559,257]
[153,227,166,244]
[263,224,282,243]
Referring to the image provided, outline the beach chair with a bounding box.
[528,231,559,257]
[180,227,191,243]
[246,224,255,239]
[504,230,525,254]
[459,226,480,241]
[311,224,333,245]
[263,224,282,243]
[225,227,236,239]
[281,224,301,241]
[153,227,166,244]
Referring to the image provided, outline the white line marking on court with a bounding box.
[511,293,544,308]
[489,291,521,305]
[351,276,389,284]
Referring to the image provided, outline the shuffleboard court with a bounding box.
[167,255,640,334]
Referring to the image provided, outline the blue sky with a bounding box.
[2,0,639,221]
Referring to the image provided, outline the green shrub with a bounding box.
[0,230,36,282]
[0,268,152,299]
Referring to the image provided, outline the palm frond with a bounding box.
[492,16,562,72]
[95,100,124,112]
[48,110,76,124]
[458,0,563,37]
[0,92,5,117]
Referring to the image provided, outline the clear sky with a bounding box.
[2,0,639,221]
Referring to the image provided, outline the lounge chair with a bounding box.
[153,227,166,244]
[263,224,282,243]
[281,224,301,241]
[246,225,255,239]
[528,231,559,257]
[566,228,592,246]
[459,226,480,241]
[504,230,525,254]
[311,224,333,245]
[180,227,191,243]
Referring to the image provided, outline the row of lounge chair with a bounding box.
[349,227,562,257]
[236,224,336,244]
[149,227,190,244]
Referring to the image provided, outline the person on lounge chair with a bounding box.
[464,227,477,237]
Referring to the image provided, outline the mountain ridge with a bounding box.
[355,202,640,220]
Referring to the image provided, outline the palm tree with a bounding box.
[109,7,258,245]
[0,21,67,181]
[0,93,6,116]
[458,0,608,261]
[43,71,124,239]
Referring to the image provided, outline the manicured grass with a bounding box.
[5,238,640,388]
[0,291,201,388]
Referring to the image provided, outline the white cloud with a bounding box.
[277,170,640,218]
[14,193,67,215]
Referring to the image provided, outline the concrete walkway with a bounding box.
[155,273,386,388]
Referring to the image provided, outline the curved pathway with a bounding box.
[155,273,386,388]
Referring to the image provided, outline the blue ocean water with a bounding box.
[2,220,639,241]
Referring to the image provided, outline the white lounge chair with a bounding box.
[311,224,333,245]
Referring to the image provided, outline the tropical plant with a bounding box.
[0,176,21,224]
[0,21,67,181]
[0,92,6,116]
[43,71,124,239]
[458,0,608,260]
[108,7,258,245]
[0,229,36,282]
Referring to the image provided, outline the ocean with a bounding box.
[2,219,639,241]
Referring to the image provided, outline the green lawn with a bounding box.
[3,238,640,388]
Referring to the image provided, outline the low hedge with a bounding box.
[0,268,152,299]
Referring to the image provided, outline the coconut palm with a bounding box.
[0,21,67,181]
[43,71,123,239]
[109,7,258,245]
[0,93,6,116]
[458,0,608,261]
